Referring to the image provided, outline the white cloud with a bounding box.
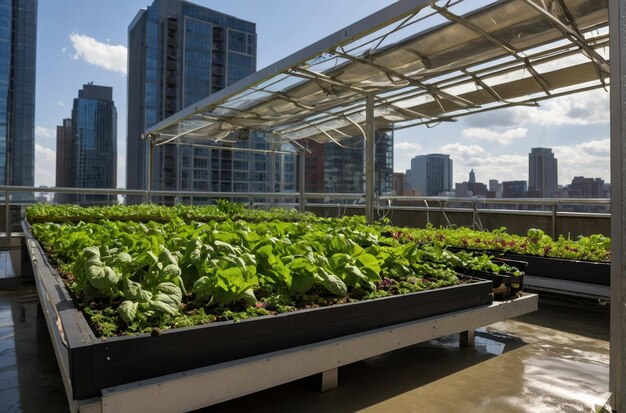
[69,33,127,75]
[465,89,609,128]
[553,138,609,183]
[58,101,65,107]
[35,144,56,187]
[439,143,528,184]
[393,141,422,172]
[462,127,527,144]
[514,90,609,126]
[35,126,55,141]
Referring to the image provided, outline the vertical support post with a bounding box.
[365,94,375,224]
[609,0,624,409]
[472,199,478,230]
[176,139,182,205]
[269,145,276,207]
[4,189,9,244]
[299,150,306,212]
[148,139,154,204]
[319,368,338,392]
[460,330,475,347]
[551,202,557,239]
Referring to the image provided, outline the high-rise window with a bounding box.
[127,0,294,201]
[0,0,37,196]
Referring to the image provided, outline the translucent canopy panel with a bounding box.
[145,0,609,146]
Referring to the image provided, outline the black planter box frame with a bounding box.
[24,222,493,401]
[447,247,609,286]
[499,252,609,286]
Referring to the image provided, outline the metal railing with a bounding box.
[4,185,611,243]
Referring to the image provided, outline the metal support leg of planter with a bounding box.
[365,94,375,224]
[319,368,338,392]
[460,330,475,347]
[609,0,625,410]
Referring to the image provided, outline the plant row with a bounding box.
[31,216,518,337]
[26,201,315,224]
[390,225,610,263]
[26,203,611,262]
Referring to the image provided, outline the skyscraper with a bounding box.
[0,0,37,194]
[528,147,558,198]
[407,154,453,196]
[55,118,72,203]
[56,84,117,204]
[127,0,289,198]
[303,131,394,196]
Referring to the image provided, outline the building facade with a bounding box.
[502,180,527,198]
[528,147,558,198]
[56,84,117,204]
[568,176,608,198]
[127,0,292,198]
[0,0,37,195]
[407,154,453,196]
[55,118,72,203]
[303,131,394,197]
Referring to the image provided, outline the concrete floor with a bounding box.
[0,283,610,413]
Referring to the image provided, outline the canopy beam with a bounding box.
[431,4,553,97]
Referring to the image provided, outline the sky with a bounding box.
[33,0,610,189]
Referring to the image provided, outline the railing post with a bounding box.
[299,150,305,213]
[4,189,9,245]
[551,202,557,239]
[472,198,478,230]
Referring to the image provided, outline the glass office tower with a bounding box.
[305,131,394,196]
[58,84,117,204]
[0,0,37,196]
[127,0,294,200]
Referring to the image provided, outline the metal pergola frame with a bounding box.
[142,0,624,409]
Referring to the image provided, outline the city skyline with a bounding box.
[32,1,610,189]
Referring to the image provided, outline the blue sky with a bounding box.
[33,0,610,189]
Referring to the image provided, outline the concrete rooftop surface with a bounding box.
[0,282,610,413]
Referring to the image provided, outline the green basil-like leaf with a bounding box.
[118,300,138,323]
[162,263,182,279]
[319,268,347,296]
[150,292,179,316]
[241,289,257,306]
[122,279,153,303]
[155,282,182,305]
[192,276,213,295]
[291,272,315,293]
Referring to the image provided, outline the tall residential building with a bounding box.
[56,84,117,204]
[55,118,72,203]
[303,131,394,196]
[528,147,558,198]
[127,0,291,199]
[407,154,453,196]
[568,176,608,198]
[0,0,37,195]
[392,172,406,196]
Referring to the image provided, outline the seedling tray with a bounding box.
[24,222,493,400]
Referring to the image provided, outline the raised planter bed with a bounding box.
[23,222,493,401]
[500,252,610,286]
[448,247,609,286]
